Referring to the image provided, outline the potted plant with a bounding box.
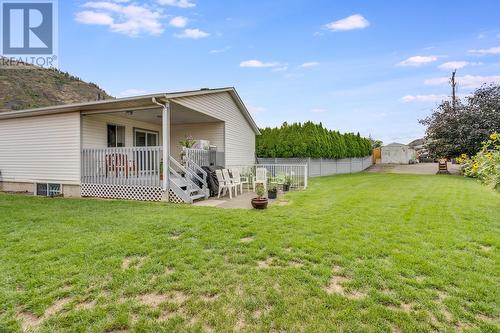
[251,184,268,209]
[283,176,292,192]
[178,135,196,163]
[268,184,278,199]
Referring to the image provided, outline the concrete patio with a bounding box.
[193,191,279,209]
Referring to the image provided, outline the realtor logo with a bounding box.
[1,0,58,67]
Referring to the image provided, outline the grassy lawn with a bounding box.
[0,173,498,333]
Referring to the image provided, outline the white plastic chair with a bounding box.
[215,169,232,199]
[253,168,267,192]
[231,169,243,195]
[222,169,238,197]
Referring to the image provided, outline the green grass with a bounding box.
[0,173,498,333]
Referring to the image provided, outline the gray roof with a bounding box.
[0,87,261,135]
[385,142,408,146]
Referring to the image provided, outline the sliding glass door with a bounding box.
[134,129,159,177]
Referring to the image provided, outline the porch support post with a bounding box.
[162,101,170,194]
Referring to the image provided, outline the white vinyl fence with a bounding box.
[256,156,373,178]
[228,164,308,190]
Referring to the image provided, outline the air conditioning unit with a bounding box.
[192,140,210,150]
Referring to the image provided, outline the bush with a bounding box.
[256,122,372,159]
[457,133,500,191]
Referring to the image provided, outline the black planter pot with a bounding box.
[268,189,277,199]
[251,198,268,209]
[283,184,290,192]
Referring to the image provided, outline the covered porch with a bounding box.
[80,98,225,203]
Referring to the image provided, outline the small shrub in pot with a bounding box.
[251,184,268,209]
[268,184,278,199]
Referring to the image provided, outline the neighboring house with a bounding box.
[408,138,429,160]
[0,87,260,203]
[381,143,416,164]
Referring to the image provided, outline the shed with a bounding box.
[381,143,416,164]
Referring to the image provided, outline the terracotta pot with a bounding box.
[251,198,268,209]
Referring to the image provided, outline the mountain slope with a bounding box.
[0,59,113,112]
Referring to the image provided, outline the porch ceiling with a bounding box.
[105,101,222,125]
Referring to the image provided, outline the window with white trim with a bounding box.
[134,128,158,147]
[108,124,126,147]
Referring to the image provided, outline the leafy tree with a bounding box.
[419,84,500,158]
[256,122,372,158]
[369,136,383,149]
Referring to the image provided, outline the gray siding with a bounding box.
[0,112,81,184]
[172,92,256,166]
[82,113,162,148]
[170,122,224,161]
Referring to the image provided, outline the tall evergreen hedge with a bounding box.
[256,122,372,158]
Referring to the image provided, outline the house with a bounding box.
[381,143,416,164]
[408,138,429,160]
[0,87,260,203]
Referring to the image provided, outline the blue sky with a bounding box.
[58,0,500,143]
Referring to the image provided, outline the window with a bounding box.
[107,124,125,147]
[36,183,62,197]
[134,129,158,147]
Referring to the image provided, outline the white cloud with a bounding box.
[438,61,482,70]
[300,62,319,68]
[169,16,187,28]
[398,55,439,67]
[75,2,164,36]
[157,0,195,8]
[240,60,280,68]
[174,28,210,39]
[310,108,327,113]
[325,14,369,32]
[468,46,500,55]
[118,89,148,97]
[82,1,122,11]
[424,75,500,88]
[401,94,448,103]
[75,11,114,25]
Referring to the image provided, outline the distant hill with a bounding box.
[0,59,113,112]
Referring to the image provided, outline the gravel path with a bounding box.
[366,163,462,175]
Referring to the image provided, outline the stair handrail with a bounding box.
[169,156,203,192]
[184,155,208,187]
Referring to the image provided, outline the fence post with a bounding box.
[304,164,308,189]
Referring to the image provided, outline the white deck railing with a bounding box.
[228,164,308,190]
[81,146,162,187]
[184,148,210,166]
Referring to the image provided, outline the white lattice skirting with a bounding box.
[168,189,186,204]
[81,183,165,202]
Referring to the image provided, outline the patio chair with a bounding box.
[222,169,238,197]
[253,168,267,193]
[231,169,244,195]
[215,169,233,199]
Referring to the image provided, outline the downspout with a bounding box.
[152,97,170,198]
